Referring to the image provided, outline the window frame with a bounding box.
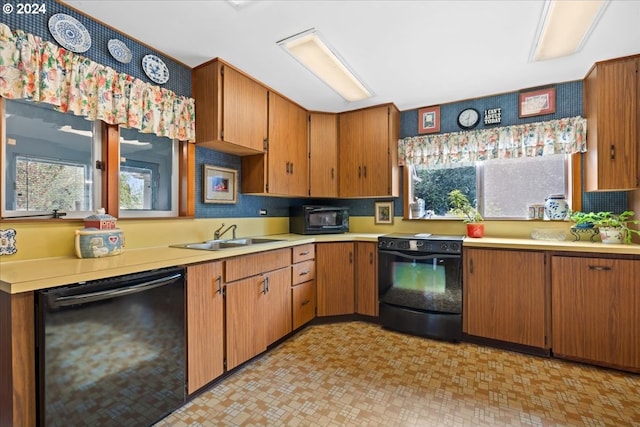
[0,98,195,222]
[401,154,582,221]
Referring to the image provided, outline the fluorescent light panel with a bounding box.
[532,0,609,61]
[279,29,372,102]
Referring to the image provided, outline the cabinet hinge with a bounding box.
[223,359,227,369]
[222,286,226,297]
[544,335,548,347]
[266,184,269,192]
[264,139,269,151]
[220,130,224,139]
[220,65,224,76]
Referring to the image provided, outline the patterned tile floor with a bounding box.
[156,322,640,427]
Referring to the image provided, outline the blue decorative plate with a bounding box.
[48,13,91,53]
[108,39,132,64]
[142,54,169,84]
[0,228,17,255]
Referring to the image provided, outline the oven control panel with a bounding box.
[378,235,462,254]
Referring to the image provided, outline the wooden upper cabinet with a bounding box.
[192,59,268,155]
[584,54,639,191]
[241,92,309,196]
[338,103,400,197]
[309,112,339,197]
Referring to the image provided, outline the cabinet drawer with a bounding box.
[292,244,315,263]
[292,280,316,329]
[225,248,291,282]
[292,260,315,285]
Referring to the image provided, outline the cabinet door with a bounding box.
[585,56,639,190]
[267,92,309,196]
[264,267,292,345]
[309,112,338,197]
[186,262,224,393]
[464,248,547,348]
[355,242,378,316]
[222,65,268,153]
[338,111,363,197]
[552,256,639,370]
[361,106,389,196]
[292,280,316,329]
[316,243,355,316]
[225,275,267,371]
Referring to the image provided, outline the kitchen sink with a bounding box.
[170,237,283,251]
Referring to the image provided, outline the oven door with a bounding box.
[378,249,462,314]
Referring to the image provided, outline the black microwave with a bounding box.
[289,205,349,234]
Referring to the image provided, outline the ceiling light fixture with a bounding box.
[530,0,609,62]
[278,28,372,102]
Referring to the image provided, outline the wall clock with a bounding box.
[457,108,480,130]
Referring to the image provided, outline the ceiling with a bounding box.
[64,0,640,113]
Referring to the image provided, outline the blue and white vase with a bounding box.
[544,194,568,220]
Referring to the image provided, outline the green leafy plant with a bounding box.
[447,189,483,223]
[568,210,599,228]
[569,210,640,244]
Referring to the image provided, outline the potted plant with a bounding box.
[448,189,484,238]
[569,210,640,244]
[568,210,600,242]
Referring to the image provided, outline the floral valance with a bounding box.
[398,116,587,168]
[0,23,195,142]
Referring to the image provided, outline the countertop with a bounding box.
[2,233,639,294]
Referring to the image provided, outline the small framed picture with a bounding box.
[418,105,441,134]
[374,201,394,225]
[203,165,238,204]
[519,86,556,118]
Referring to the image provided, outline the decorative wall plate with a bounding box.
[0,228,17,255]
[107,39,132,64]
[142,54,169,84]
[48,13,92,53]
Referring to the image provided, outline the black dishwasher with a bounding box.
[36,267,186,427]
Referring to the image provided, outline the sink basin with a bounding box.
[171,237,283,251]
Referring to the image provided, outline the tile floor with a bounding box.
[156,322,640,427]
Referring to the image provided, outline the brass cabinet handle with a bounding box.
[301,299,311,306]
[363,165,367,178]
[369,252,373,264]
[299,270,310,276]
[299,250,310,256]
[358,166,361,178]
[610,144,615,160]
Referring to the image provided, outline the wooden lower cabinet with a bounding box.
[316,242,355,316]
[224,249,292,371]
[464,248,547,348]
[552,256,640,371]
[186,262,225,394]
[355,242,378,316]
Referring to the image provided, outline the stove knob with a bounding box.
[450,242,460,251]
[440,242,448,251]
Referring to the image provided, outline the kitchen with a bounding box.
[2,0,640,426]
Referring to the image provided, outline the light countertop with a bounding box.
[2,233,638,294]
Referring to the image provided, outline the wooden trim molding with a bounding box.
[179,141,196,217]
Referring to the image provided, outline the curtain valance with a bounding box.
[398,115,587,168]
[0,23,195,142]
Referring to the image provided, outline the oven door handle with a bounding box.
[378,250,459,260]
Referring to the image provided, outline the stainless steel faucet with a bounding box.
[214,223,237,240]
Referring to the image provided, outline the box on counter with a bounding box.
[75,228,124,258]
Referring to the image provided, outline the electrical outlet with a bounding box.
[259,209,267,216]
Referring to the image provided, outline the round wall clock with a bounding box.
[457,108,480,130]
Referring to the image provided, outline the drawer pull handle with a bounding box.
[301,299,311,306]
[299,270,310,276]
[299,251,310,256]
[589,265,612,271]
[216,275,222,294]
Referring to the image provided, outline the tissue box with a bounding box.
[75,228,124,258]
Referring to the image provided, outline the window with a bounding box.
[409,154,568,219]
[118,127,178,217]
[2,99,100,219]
[2,98,186,220]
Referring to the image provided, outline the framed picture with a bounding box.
[374,201,394,225]
[418,105,441,134]
[519,86,556,118]
[203,165,238,204]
